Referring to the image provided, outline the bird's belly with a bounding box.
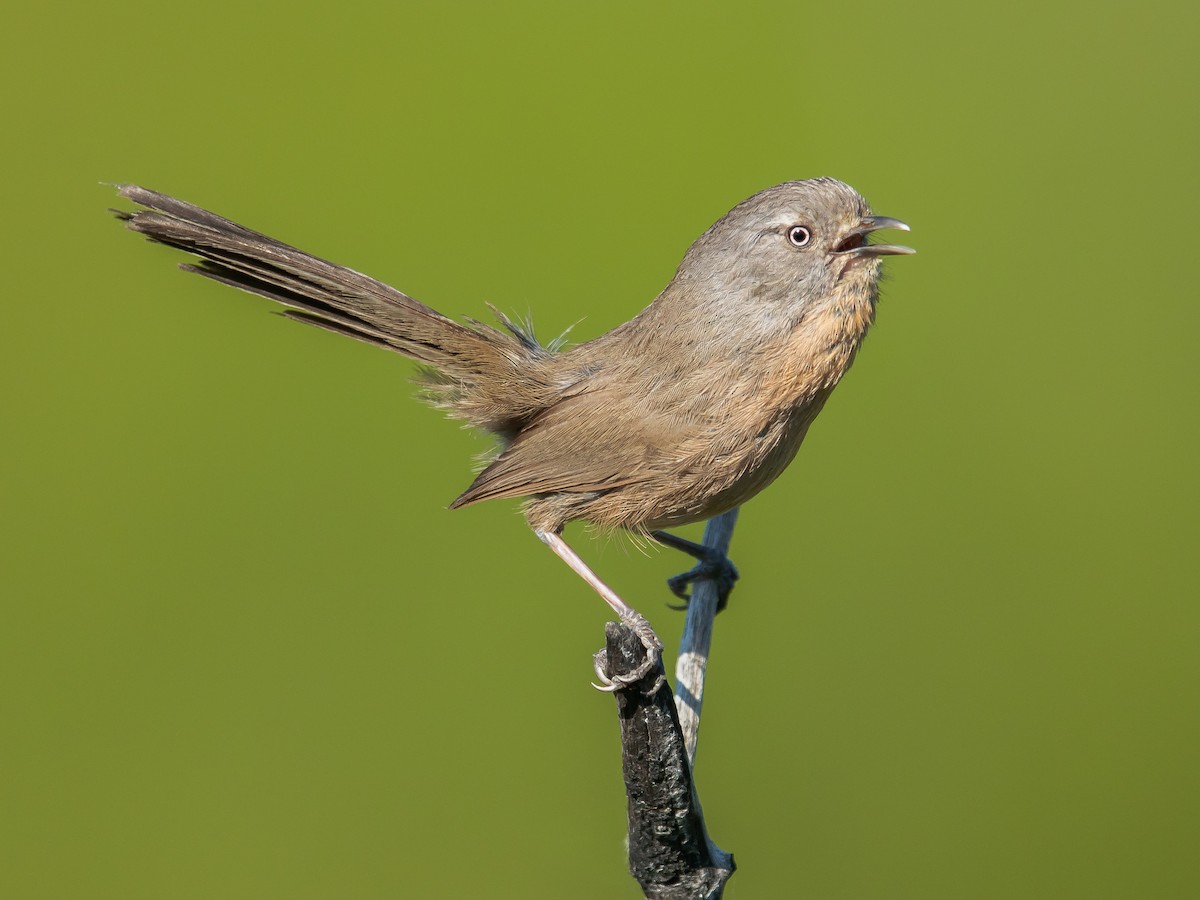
[633,392,831,531]
[638,433,805,529]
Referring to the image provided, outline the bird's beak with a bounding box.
[835,216,916,257]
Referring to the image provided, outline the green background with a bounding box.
[3,2,1196,897]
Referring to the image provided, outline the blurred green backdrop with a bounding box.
[2,1,1196,897]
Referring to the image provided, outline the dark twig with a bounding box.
[601,624,735,898]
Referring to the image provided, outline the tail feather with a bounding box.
[114,185,557,437]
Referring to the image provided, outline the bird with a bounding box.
[111,178,914,689]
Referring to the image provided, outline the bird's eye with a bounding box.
[787,225,812,248]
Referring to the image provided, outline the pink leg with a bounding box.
[536,530,664,691]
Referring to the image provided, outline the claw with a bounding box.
[592,651,620,690]
[593,615,666,693]
[651,529,740,611]
[592,657,662,693]
[657,540,740,612]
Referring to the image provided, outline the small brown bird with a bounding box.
[112,178,913,688]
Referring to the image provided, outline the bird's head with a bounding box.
[676,178,914,322]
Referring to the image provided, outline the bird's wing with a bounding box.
[449,388,665,507]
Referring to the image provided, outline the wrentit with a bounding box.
[112,178,914,689]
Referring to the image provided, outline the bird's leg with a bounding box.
[536,530,664,692]
[651,530,740,612]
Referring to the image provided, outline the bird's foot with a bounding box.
[592,612,665,693]
[652,531,740,612]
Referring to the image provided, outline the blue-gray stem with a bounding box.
[673,507,739,768]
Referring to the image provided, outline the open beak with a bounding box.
[835,216,915,257]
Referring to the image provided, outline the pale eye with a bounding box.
[787,225,812,248]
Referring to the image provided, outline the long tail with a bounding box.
[113,185,557,438]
